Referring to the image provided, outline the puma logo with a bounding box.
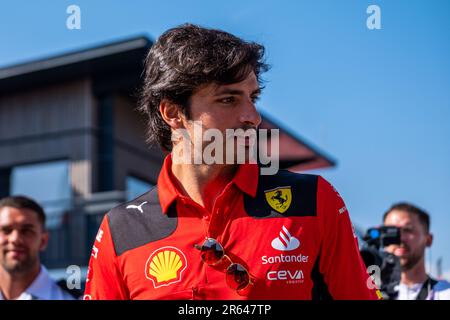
[126,201,148,213]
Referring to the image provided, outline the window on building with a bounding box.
[126,176,153,201]
[10,160,72,229]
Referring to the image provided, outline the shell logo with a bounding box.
[145,246,187,288]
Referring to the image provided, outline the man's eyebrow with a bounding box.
[1,223,37,229]
[214,88,262,96]
[21,224,36,229]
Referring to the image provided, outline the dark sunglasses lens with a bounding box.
[226,263,250,291]
[201,238,224,265]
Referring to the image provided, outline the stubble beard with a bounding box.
[1,252,39,275]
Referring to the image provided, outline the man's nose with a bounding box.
[240,100,262,127]
[400,229,408,244]
[8,230,22,244]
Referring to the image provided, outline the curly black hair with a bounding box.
[138,23,269,151]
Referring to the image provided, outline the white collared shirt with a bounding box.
[395,279,450,300]
[0,265,76,300]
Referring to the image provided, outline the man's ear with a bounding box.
[39,231,49,252]
[426,233,433,247]
[159,99,184,129]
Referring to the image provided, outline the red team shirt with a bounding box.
[84,155,379,300]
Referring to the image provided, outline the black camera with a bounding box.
[360,226,402,299]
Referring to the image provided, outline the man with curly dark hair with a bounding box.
[85,24,378,300]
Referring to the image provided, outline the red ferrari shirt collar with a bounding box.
[157,154,259,214]
[232,160,259,198]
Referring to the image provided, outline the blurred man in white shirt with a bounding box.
[0,195,75,300]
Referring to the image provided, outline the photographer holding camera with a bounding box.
[383,202,450,300]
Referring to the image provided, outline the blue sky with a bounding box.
[1,0,449,277]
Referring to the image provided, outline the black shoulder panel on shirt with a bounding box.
[107,186,177,256]
[243,169,318,218]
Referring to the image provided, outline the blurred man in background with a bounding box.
[384,202,450,300]
[0,195,76,300]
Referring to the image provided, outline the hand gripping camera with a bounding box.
[360,226,402,299]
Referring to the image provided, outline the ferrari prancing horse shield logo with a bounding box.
[264,186,292,214]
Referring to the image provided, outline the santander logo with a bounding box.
[271,226,300,251]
